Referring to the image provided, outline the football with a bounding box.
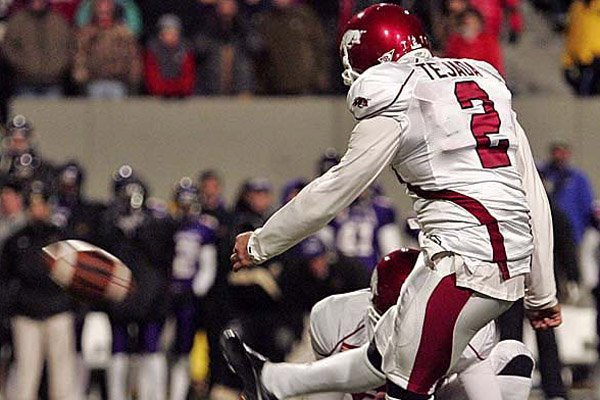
[42,240,135,303]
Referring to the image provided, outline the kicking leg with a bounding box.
[221,330,384,400]
[262,342,384,398]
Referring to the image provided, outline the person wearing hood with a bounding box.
[145,14,196,98]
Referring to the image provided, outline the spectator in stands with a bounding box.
[444,8,504,75]
[2,0,72,97]
[0,0,13,36]
[238,0,271,20]
[145,14,195,98]
[8,0,82,24]
[75,0,141,36]
[194,0,260,95]
[469,0,522,41]
[434,0,470,49]
[562,0,600,96]
[540,141,595,247]
[0,0,9,123]
[549,0,573,31]
[255,0,329,94]
[137,0,198,42]
[73,0,141,98]
[0,115,56,189]
[0,182,77,400]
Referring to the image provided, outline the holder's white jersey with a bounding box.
[248,55,556,309]
[308,289,498,400]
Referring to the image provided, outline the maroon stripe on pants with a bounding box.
[407,184,510,280]
[407,274,472,394]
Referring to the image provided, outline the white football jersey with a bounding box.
[347,58,533,280]
[309,289,499,400]
[248,54,556,309]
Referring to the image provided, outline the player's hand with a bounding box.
[230,232,255,272]
[526,304,562,330]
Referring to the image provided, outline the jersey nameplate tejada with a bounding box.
[416,60,483,80]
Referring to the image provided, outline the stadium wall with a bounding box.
[12,96,598,213]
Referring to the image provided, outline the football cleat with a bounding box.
[220,329,278,400]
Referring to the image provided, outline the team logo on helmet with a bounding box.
[341,29,366,50]
[378,49,396,63]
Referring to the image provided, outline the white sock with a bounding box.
[138,353,168,400]
[261,344,384,399]
[108,353,129,400]
[458,359,503,400]
[75,354,90,400]
[498,376,532,400]
[169,356,190,400]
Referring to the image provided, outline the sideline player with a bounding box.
[223,249,534,400]
[169,178,218,400]
[227,4,560,400]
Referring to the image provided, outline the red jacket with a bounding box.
[144,50,196,97]
[470,0,523,37]
[444,32,505,76]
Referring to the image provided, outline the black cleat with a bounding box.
[220,329,278,400]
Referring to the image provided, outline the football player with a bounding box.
[51,161,106,399]
[227,4,559,400]
[97,165,174,400]
[325,187,401,272]
[223,249,534,400]
[169,177,218,400]
[0,115,56,188]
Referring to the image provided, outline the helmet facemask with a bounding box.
[341,42,361,87]
[340,29,365,86]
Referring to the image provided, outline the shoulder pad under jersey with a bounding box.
[347,62,416,120]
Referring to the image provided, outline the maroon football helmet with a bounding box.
[370,248,420,316]
[340,3,430,85]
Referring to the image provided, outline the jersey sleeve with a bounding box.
[248,116,403,264]
[512,114,558,310]
[347,63,415,121]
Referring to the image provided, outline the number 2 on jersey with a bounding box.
[454,81,511,169]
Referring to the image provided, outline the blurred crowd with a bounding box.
[0,0,530,120]
[0,114,403,400]
[0,111,598,400]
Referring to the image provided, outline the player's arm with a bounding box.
[236,116,403,267]
[513,116,561,329]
